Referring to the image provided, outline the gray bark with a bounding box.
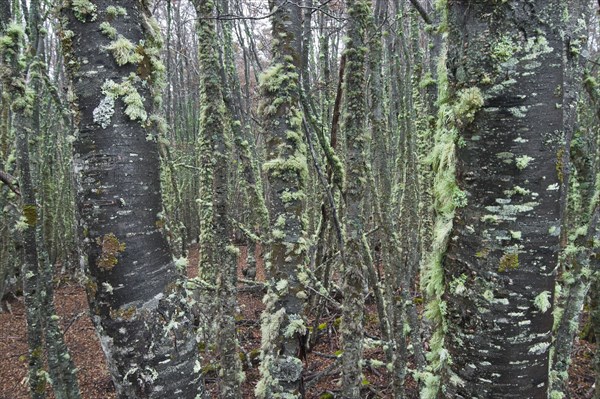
[60,1,204,398]
[441,1,570,397]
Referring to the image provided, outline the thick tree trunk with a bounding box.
[60,2,203,398]
[440,1,569,397]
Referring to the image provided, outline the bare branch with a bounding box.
[0,170,20,196]
[408,0,431,25]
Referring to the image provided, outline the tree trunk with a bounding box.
[60,2,203,398]
[255,0,309,397]
[192,0,244,396]
[438,1,570,397]
[339,0,370,397]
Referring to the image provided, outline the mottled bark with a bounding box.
[441,1,569,397]
[340,0,370,397]
[15,91,47,399]
[192,0,244,396]
[60,1,203,398]
[255,0,309,396]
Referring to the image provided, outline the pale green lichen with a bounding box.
[105,36,143,66]
[14,216,29,232]
[510,230,522,240]
[483,289,494,302]
[528,341,550,355]
[99,78,147,122]
[449,274,467,295]
[533,291,551,313]
[72,0,97,22]
[284,315,306,338]
[481,214,499,224]
[174,256,188,272]
[99,22,117,39]
[106,5,127,18]
[515,155,534,170]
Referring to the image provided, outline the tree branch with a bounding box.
[0,170,20,196]
[408,0,431,25]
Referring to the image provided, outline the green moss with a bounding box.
[0,22,24,53]
[72,0,97,22]
[556,147,564,182]
[96,233,126,271]
[454,87,484,126]
[475,248,490,258]
[22,204,37,226]
[492,35,520,63]
[419,72,436,89]
[498,251,519,272]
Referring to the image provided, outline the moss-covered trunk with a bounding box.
[338,0,370,396]
[255,0,309,396]
[192,0,244,396]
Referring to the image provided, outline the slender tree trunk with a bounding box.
[255,0,309,396]
[192,0,244,396]
[60,2,204,397]
[339,0,370,397]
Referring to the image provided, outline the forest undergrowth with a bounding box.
[0,245,596,399]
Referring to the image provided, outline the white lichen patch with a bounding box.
[93,95,115,128]
[528,341,550,355]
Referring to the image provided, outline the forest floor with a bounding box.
[0,245,596,398]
